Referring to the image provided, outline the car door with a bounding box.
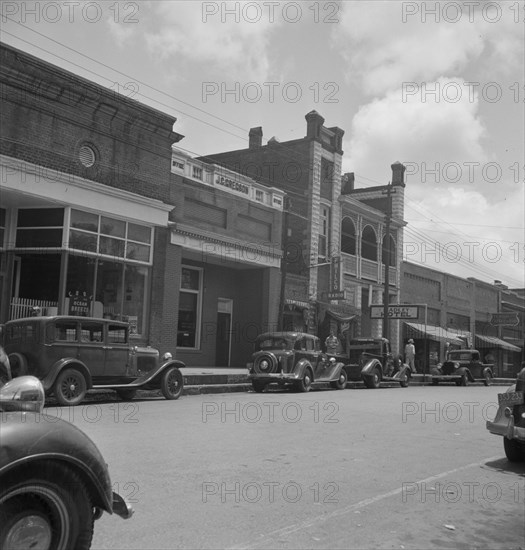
[468,351,483,378]
[47,319,80,372]
[104,323,132,382]
[78,320,106,381]
[308,337,324,378]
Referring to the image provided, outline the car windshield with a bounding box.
[256,337,293,351]
[449,352,474,361]
[348,342,381,361]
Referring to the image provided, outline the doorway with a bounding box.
[215,298,232,367]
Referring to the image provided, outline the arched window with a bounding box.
[382,234,396,266]
[341,217,356,255]
[361,225,377,261]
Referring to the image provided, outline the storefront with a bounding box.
[0,158,173,339]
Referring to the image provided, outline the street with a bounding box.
[50,385,525,550]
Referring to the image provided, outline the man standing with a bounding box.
[405,338,416,374]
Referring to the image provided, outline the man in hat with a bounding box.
[405,338,416,374]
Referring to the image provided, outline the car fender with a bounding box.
[41,358,93,392]
[327,361,346,381]
[482,366,493,379]
[292,359,314,380]
[457,366,474,382]
[361,358,382,377]
[133,359,185,386]
[0,411,114,514]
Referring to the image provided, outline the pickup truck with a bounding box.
[431,349,494,386]
[342,337,411,389]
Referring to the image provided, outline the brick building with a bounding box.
[0,43,182,356]
[200,112,408,354]
[0,43,285,366]
[400,261,523,375]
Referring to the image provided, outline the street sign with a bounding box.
[327,290,346,300]
[370,305,419,319]
[490,313,520,326]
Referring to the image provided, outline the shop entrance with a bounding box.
[215,298,232,367]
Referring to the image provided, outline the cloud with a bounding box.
[345,77,487,185]
[334,1,521,96]
[141,1,279,81]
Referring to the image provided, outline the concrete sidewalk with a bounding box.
[181,367,514,395]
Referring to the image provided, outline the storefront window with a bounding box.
[178,267,202,348]
[16,208,64,248]
[96,260,124,320]
[122,265,148,334]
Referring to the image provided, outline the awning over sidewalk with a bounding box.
[326,310,356,323]
[404,322,464,346]
[475,334,522,352]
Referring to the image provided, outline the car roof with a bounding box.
[257,332,316,340]
[5,316,129,328]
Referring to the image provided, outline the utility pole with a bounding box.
[382,182,395,339]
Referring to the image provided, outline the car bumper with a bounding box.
[486,414,525,442]
[432,375,461,382]
[112,491,134,519]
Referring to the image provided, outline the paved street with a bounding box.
[51,385,525,549]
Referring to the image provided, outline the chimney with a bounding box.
[249,126,263,149]
[341,172,355,194]
[391,161,406,187]
[305,110,325,139]
[494,280,509,290]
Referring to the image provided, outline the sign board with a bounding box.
[370,305,419,319]
[490,313,520,326]
[68,293,90,316]
[327,290,346,301]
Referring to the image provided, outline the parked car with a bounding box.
[2,316,185,406]
[486,366,525,462]
[431,349,494,386]
[0,375,133,549]
[343,338,411,389]
[247,332,348,392]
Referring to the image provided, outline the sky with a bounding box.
[1,0,524,288]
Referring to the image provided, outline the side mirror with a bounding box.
[0,376,45,413]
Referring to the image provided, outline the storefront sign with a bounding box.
[327,291,346,300]
[215,175,249,195]
[370,305,419,319]
[68,292,90,316]
[330,256,341,291]
[490,313,520,326]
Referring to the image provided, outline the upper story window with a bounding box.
[361,225,377,261]
[192,166,203,180]
[0,208,6,249]
[382,234,396,267]
[172,160,185,171]
[255,189,264,202]
[318,205,330,260]
[341,217,356,255]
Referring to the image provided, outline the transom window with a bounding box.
[69,209,152,264]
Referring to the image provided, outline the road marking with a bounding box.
[228,455,502,549]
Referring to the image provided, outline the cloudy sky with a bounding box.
[2,0,524,287]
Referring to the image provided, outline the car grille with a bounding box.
[441,362,456,375]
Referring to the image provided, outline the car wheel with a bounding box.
[160,367,183,400]
[54,368,87,406]
[330,369,348,390]
[0,462,94,550]
[483,372,493,387]
[364,368,381,389]
[252,380,267,393]
[399,371,409,388]
[7,353,28,378]
[116,389,137,401]
[297,368,312,392]
[503,437,525,462]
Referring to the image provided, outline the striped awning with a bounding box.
[404,322,465,346]
[475,334,522,352]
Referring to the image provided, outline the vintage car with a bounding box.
[247,332,348,392]
[486,366,525,462]
[343,338,411,389]
[430,349,494,386]
[2,315,185,406]
[0,375,133,549]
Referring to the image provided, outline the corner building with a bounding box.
[200,112,407,353]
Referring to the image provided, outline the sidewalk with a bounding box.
[181,367,514,395]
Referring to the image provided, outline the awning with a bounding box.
[405,322,465,346]
[326,311,356,323]
[284,299,309,310]
[475,334,522,352]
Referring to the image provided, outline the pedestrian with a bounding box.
[405,338,416,374]
[325,330,340,356]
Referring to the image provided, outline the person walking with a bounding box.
[405,338,416,374]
